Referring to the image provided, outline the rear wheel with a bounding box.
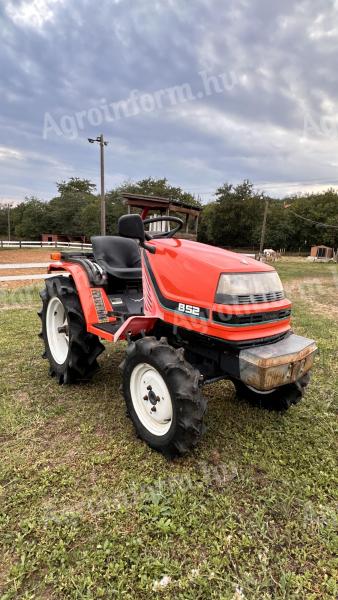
[120,337,207,457]
[233,372,311,411]
[38,276,105,384]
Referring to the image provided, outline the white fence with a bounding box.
[0,240,92,250]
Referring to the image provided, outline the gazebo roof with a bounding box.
[121,193,202,216]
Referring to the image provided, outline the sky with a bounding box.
[1,0,338,205]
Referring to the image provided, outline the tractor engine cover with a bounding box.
[238,334,318,391]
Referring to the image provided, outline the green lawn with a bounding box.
[275,258,338,281]
[0,262,337,599]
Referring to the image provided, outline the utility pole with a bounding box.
[99,134,106,236]
[259,197,269,257]
[4,203,12,241]
[88,134,109,235]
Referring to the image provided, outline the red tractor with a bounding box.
[39,214,317,457]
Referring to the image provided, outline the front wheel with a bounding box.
[233,372,311,411]
[120,337,207,457]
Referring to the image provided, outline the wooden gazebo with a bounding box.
[121,193,202,238]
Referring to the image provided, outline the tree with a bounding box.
[0,205,9,238]
[56,178,96,197]
[116,177,200,207]
[201,180,264,248]
[79,197,101,238]
[14,197,49,239]
[3,176,337,249]
[47,178,97,236]
[281,189,338,249]
[198,202,218,244]
[198,184,338,251]
[260,200,293,250]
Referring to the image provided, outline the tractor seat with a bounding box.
[91,236,142,280]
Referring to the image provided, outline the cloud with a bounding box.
[5,0,65,29]
[0,146,23,161]
[0,0,338,202]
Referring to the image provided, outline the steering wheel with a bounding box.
[143,216,183,240]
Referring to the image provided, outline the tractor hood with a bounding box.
[147,238,275,306]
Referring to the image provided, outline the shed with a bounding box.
[42,234,87,244]
[310,245,334,260]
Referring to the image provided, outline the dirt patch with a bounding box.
[0,268,46,277]
[0,248,52,263]
[0,249,50,288]
[0,249,62,288]
[13,391,31,407]
[0,279,43,289]
[0,303,39,310]
[285,276,338,318]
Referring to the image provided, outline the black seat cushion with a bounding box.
[91,236,142,280]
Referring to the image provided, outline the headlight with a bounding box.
[215,271,284,304]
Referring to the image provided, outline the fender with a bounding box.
[48,262,116,331]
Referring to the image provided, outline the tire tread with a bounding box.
[38,276,105,384]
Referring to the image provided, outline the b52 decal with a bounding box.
[178,303,200,316]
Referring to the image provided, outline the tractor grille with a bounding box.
[215,291,285,305]
[238,291,284,304]
[213,308,291,326]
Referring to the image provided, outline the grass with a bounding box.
[0,261,337,599]
[0,285,41,309]
[274,258,338,281]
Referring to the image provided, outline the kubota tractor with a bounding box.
[39,214,317,457]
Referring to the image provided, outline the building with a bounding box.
[42,234,87,244]
[310,245,334,261]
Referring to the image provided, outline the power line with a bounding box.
[287,210,338,229]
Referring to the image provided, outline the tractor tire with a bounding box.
[38,275,105,384]
[120,337,207,458]
[233,372,311,411]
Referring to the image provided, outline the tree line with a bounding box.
[0,178,199,241]
[1,177,337,250]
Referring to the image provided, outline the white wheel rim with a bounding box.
[130,363,173,436]
[46,297,69,365]
[247,385,276,395]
